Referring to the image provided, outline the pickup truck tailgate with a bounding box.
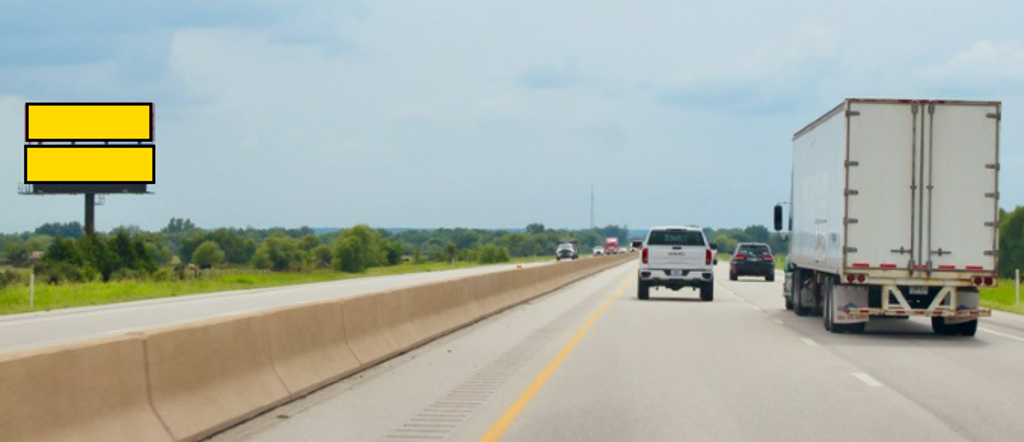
[648,245,706,268]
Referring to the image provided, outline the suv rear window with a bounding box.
[737,244,770,254]
[647,230,705,246]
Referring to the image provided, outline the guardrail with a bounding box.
[0,254,633,442]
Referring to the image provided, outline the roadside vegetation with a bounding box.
[0,220,629,315]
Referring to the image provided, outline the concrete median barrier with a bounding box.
[145,315,289,442]
[260,301,362,397]
[1,255,633,442]
[0,335,172,442]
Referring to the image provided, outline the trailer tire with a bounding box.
[931,317,959,336]
[785,296,793,311]
[823,277,838,332]
[847,322,866,334]
[792,268,810,316]
[700,283,714,302]
[958,320,978,337]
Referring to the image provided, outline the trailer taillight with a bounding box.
[973,277,983,286]
[856,275,866,283]
[706,248,712,266]
[642,248,648,264]
[984,277,995,286]
[846,274,855,283]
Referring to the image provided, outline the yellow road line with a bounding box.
[478,274,632,442]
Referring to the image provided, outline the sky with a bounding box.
[0,0,1021,233]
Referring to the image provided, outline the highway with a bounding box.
[214,260,1024,442]
[0,261,550,353]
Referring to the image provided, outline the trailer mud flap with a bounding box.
[833,285,869,324]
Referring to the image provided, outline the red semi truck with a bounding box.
[604,237,619,255]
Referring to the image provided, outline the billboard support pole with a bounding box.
[85,193,95,235]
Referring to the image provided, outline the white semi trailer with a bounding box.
[775,99,999,336]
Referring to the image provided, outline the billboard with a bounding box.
[25,102,153,142]
[23,102,155,193]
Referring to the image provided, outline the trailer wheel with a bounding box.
[958,320,978,337]
[847,322,866,334]
[792,269,810,316]
[700,283,714,302]
[823,277,836,332]
[637,280,650,300]
[931,317,959,336]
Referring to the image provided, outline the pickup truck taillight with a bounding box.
[706,248,712,266]
[642,248,648,264]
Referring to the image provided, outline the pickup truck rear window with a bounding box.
[647,230,705,246]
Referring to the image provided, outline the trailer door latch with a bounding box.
[931,248,952,256]
[890,246,912,255]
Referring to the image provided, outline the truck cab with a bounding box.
[637,226,714,301]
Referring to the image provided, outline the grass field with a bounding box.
[0,256,550,316]
[980,279,1024,315]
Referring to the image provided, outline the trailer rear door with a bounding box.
[922,102,1000,272]
[845,101,919,270]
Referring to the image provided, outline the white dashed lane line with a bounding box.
[801,338,819,347]
[852,372,884,388]
[979,327,1024,343]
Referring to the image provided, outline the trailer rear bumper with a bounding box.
[842,307,991,318]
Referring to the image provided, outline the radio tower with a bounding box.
[590,183,595,229]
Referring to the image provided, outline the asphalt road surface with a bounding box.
[0,261,550,353]
[214,260,1024,442]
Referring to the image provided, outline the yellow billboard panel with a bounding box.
[26,103,153,141]
[26,146,155,183]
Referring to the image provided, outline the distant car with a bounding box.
[729,243,775,281]
[556,243,578,261]
[629,240,643,252]
[711,244,719,265]
[593,246,604,256]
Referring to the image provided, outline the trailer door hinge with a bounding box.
[985,192,999,199]
[844,247,858,253]
[846,110,861,117]
[987,112,1001,121]
[985,221,996,227]
[984,250,997,257]
[985,163,1000,170]
[844,218,858,225]
[844,160,859,167]
[844,189,859,196]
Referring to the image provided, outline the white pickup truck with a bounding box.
[638,226,715,301]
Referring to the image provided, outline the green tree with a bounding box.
[999,205,1024,278]
[192,241,226,269]
[208,228,257,264]
[332,236,365,272]
[478,244,511,264]
[35,222,83,239]
[252,233,303,271]
[526,223,546,234]
[308,244,333,269]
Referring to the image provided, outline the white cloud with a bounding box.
[921,40,1024,82]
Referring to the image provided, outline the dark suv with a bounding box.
[729,243,775,281]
